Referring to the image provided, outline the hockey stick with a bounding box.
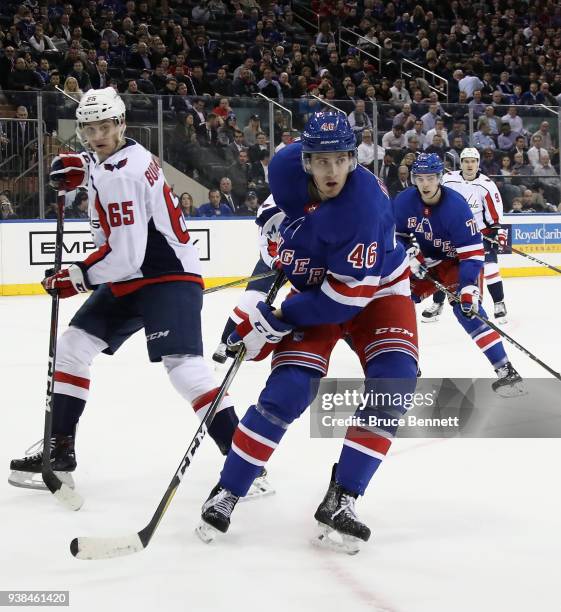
[426,274,561,380]
[41,192,85,511]
[70,270,287,559]
[484,236,561,275]
[202,269,276,295]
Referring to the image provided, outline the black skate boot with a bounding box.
[494,301,508,324]
[196,483,240,543]
[492,362,525,397]
[421,300,444,322]
[312,465,371,555]
[212,342,228,364]
[8,435,77,490]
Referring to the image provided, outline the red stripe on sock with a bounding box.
[233,427,275,462]
[53,370,90,390]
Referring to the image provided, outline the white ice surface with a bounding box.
[1,277,560,612]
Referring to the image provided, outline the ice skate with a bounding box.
[212,342,229,365]
[312,465,370,555]
[421,301,444,322]
[492,362,525,397]
[494,301,508,324]
[8,436,76,490]
[196,484,239,543]
[240,468,275,502]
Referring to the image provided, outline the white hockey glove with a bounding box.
[406,244,428,280]
[228,302,293,361]
[459,284,479,317]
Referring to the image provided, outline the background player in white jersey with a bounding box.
[212,195,285,365]
[8,88,249,491]
[422,148,508,323]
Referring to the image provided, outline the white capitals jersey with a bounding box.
[441,170,503,233]
[83,138,203,296]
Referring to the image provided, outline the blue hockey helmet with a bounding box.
[411,153,444,177]
[301,111,357,173]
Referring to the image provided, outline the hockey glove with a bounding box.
[228,301,293,361]
[458,284,479,317]
[496,228,508,253]
[49,154,89,192]
[406,244,428,280]
[42,264,91,298]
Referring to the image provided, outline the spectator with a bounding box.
[389,78,412,108]
[534,152,560,204]
[521,82,545,105]
[521,188,546,212]
[243,115,262,147]
[229,149,251,203]
[248,132,268,163]
[480,148,500,176]
[69,59,92,91]
[211,68,234,97]
[28,24,58,58]
[227,129,247,163]
[539,83,557,107]
[512,152,534,179]
[196,112,219,148]
[468,90,486,118]
[498,122,518,151]
[499,155,514,177]
[236,190,260,216]
[482,106,499,136]
[212,97,233,119]
[219,177,238,213]
[275,131,293,153]
[510,197,523,213]
[459,70,484,100]
[393,103,416,131]
[0,193,17,219]
[425,133,446,159]
[190,98,207,129]
[137,69,156,95]
[448,136,466,167]
[233,67,258,97]
[404,119,427,149]
[421,103,440,132]
[527,134,547,169]
[448,120,469,148]
[379,152,398,184]
[249,149,270,200]
[357,129,385,172]
[425,118,449,150]
[388,165,412,198]
[501,106,524,134]
[67,190,89,219]
[473,121,496,151]
[257,67,283,101]
[348,100,372,139]
[532,121,555,153]
[198,189,233,217]
[382,124,406,150]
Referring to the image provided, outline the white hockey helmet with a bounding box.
[460,147,480,162]
[76,87,126,148]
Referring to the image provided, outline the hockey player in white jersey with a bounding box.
[212,195,285,365]
[422,147,508,323]
[8,88,256,492]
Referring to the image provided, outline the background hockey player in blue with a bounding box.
[197,112,419,553]
[393,153,523,395]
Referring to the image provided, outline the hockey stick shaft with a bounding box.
[484,236,561,274]
[70,271,287,559]
[41,193,84,511]
[427,274,561,380]
[202,269,276,295]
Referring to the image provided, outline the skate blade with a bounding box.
[238,477,275,503]
[495,316,508,325]
[195,521,221,544]
[8,470,75,491]
[421,315,440,323]
[311,523,361,555]
[494,382,527,398]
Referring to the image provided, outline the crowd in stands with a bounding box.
[0,0,561,216]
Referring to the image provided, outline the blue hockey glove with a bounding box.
[228,302,293,361]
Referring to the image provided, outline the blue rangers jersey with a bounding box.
[268,142,409,327]
[393,186,484,290]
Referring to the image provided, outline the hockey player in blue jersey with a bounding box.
[393,153,523,394]
[196,112,419,553]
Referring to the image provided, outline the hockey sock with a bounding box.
[220,404,288,497]
[51,394,85,436]
[337,353,417,495]
[220,317,237,344]
[433,289,445,305]
[487,280,505,304]
[453,304,508,369]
